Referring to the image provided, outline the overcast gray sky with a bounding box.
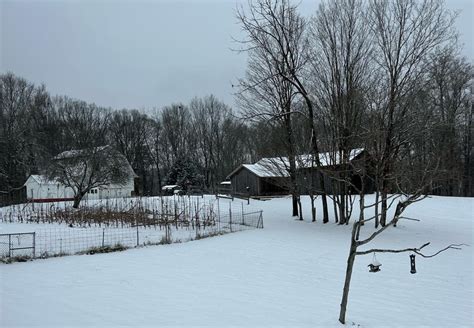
[1,0,472,111]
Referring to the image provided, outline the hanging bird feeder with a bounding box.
[368,253,382,273]
[410,254,417,274]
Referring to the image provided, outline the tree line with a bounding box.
[0,75,258,201]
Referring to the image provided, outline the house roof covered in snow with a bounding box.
[54,145,110,160]
[226,148,365,179]
[26,175,59,186]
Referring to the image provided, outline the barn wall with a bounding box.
[230,168,260,196]
[297,166,375,195]
[260,178,290,195]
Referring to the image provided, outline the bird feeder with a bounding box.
[410,254,417,274]
[368,253,381,273]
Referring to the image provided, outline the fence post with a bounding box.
[258,210,264,229]
[241,203,244,225]
[136,224,139,246]
[102,228,105,247]
[8,234,11,258]
[229,202,232,232]
[217,198,221,222]
[33,232,36,258]
[60,238,63,254]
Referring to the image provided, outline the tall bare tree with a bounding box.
[236,0,330,222]
[309,0,373,224]
[368,0,457,226]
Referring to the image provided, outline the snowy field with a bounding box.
[0,195,472,327]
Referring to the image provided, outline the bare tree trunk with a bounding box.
[333,196,339,224]
[339,233,357,324]
[380,188,388,227]
[292,194,299,217]
[297,196,303,221]
[73,193,84,209]
[355,193,365,241]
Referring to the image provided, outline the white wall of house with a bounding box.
[24,175,135,201]
[98,179,135,199]
[24,175,75,200]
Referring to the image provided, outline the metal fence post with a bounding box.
[229,202,233,232]
[8,234,11,258]
[102,228,105,247]
[33,232,36,258]
[241,203,244,225]
[136,225,139,246]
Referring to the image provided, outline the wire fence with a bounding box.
[0,197,263,261]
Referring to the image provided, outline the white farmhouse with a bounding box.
[24,174,136,202]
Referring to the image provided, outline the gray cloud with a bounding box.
[1,0,472,111]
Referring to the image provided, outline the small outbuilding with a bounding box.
[161,185,181,195]
[226,158,290,196]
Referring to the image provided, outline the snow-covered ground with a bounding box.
[0,195,472,327]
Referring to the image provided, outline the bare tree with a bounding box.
[309,0,373,224]
[0,73,51,202]
[425,47,473,195]
[236,0,330,222]
[339,183,466,324]
[48,146,132,208]
[191,95,234,191]
[109,109,153,194]
[368,0,457,226]
[235,36,302,217]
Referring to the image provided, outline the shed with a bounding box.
[226,158,290,196]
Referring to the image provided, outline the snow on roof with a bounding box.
[27,175,59,185]
[54,146,110,160]
[243,159,290,178]
[227,149,365,179]
[162,185,179,190]
[298,148,365,168]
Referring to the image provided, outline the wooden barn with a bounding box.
[226,149,374,197]
[226,158,290,196]
[296,149,375,195]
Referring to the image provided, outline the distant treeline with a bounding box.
[0,62,473,201]
[0,73,259,197]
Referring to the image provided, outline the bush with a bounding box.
[80,243,128,255]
